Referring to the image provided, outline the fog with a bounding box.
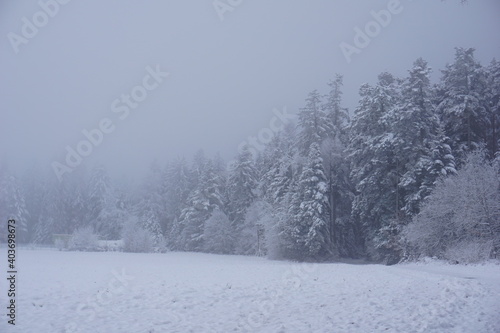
[1,0,499,180]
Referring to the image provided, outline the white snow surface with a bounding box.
[1,249,499,333]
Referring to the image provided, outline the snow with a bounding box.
[1,249,499,333]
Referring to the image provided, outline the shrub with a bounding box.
[122,217,155,253]
[234,200,269,256]
[53,234,72,250]
[69,227,99,251]
[404,150,500,261]
[203,209,235,254]
[444,240,493,263]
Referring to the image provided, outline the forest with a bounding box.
[1,47,499,264]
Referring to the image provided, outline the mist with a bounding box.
[1,0,499,180]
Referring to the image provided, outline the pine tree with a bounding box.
[33,179,59,244]
[0,172,29,243]
[486,59,500,158]
[320,75,355,256]
[235,200,271,255]
[297,90,332,155]
[203,209,235,254]
[228,145,258,226]
[87,165,111,223]
[285,143,330,259]
[392,58,455,216]
[320,138,355,257]
[260,124,298,207]
[178,158,224,251]
[164,158,192,247]
[87,165,122,239]
[136,162,165,245]
[348,72,402,260]
[323,74,350,143]
[437,47,489,165]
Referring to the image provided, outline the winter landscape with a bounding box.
[1,1,500,332]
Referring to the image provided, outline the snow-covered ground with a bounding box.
[1,249,499,333]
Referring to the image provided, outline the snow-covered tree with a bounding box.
[320,75,355,256]
[227,145,258,225]
[0,171,29,243]
[136,162,166,245]
[203,208,235,254]
[348,72,402,260]
[122,216,155,253]
[87,165,110,219]
[392,58,456,216]
[234,200,270,255]
[87,165,123,239]
[320,138,356,257]
[178,158,224,251]
[164,157,192,246]
[437,47,489,165]
[285,142,331,259]
[33,179,60,244]
[21,167,47,243]
[323,74,350,143]
[297,90,332,155]
[486,59,500,158]
[260,124,298,207]
[405,150,500,261]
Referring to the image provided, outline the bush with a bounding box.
[122,217,155,253]
[234,200,269,256]
[69,227,99,251]
[53,234,72,250]
[203,209,235,254]
[444,240,493,264]
[405,150,500,261]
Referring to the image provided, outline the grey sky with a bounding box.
[1,0,499,180]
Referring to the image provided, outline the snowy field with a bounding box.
[1,249,499,333]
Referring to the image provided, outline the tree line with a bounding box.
[1,47,499,263]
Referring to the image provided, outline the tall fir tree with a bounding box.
[285,143,331,259]
[323,74,350,143]
[392,58,456,216]
[164,157,192,247]
[228,145,258,226]
[87,165,122,239]
[297,90,333,155]
[486,59,500,158]
[320,75,355,256]
[437,47,489,165]
[0,172,29,243]
[178,158,224,251]
[348,72,402,261]
[136,162,166,245]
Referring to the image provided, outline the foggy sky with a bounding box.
[1,0,499,180]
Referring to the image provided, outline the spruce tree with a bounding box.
[437,48,489,165]
[286,143,330,259]
[227,145,258,226]
[297,90,332,155]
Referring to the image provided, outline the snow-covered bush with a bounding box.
[404,151,500,262]
[444,240,493,264]
[122,217,155,253]
[153,235,168,253]
[54,238,67,251]
[375,220,404,265]
[203,209,234,254]
[264,207,289,260]
[234,200,269,255]
[69,226,99,251]
[97,239,124,252]
[53,234,72,250]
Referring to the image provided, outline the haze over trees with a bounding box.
[1,47,498,263]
